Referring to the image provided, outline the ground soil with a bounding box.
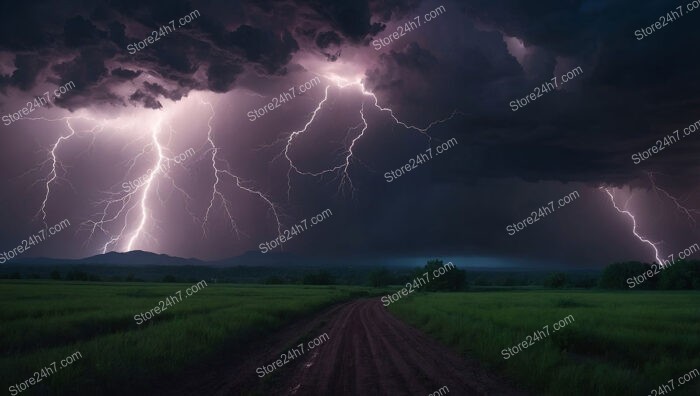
[153,298,526,396]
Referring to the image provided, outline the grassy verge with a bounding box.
[388,290,700,396]
[0,280,373,395]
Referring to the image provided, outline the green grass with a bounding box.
[0,280,373,395]
[388,290,700,396]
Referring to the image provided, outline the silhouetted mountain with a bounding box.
[13,250,203,266]
[11,250,424,268]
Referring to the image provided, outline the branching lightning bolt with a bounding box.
[125,115,165,251]
[36,119,76,227]
[601,187,663,264]
[647,171,700,226]
[272,76,461,198]
[21,99,283,255]
[17,115,122,228]
[200,100,283,240]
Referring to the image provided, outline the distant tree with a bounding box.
[66,270,89,281]
[368,267,392,287]
[126,273,136,282]
[572,277,597,289]
[302,271,335,285]
[8,272,21,279]
[29,273,41,279]
[162,275,177,283]
[50,270,61,280]
[413,259,466,291]
[544,272,568,289]
[264,275,285,284]
[659,261,700,290]
[599,262,656,289]
[473,276,490,286]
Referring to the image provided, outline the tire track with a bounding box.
[275,298,526,396]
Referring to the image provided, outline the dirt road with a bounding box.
[273,299,524,396]
[158,299,525,396]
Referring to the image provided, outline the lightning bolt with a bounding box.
[66,115,166,254]
[125,115,165,251]
[647,172,700,226]
[272,76,461,198]
[16,115,119,227]
[601,187,663,264]
[200,100,284,240]
[36,119,76,227]
[19,97,283,255]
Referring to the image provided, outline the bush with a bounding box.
[413,259,466,291]
[264,276,285,284]
[544,272,568,288]
[599,262,656,289]
[368,267,392,287]
[658,261,700,290]
[302,271,335,285]
[162,275,177,283]
[66,270,89,281]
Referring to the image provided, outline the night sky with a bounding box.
[1,0,699,268]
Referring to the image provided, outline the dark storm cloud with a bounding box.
[205,61,243,93]
[450,0,700,188]
[1,0,699,265]
[0,1,52,51]
[369,0,424,22]
[111,67,141,80]
[315,31,342,49]
[278,0,700,263]
[306,0,373,41]
[315,31,343,61]
[228,26,300,73]
[5,55,49,91]
[0,0,308,109]
[0,0,424,112]
[129,89,161,109]
[63,15,106,47]
[52,48,110,88]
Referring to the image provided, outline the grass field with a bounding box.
[0,280,372,395]
[388,290,700,396]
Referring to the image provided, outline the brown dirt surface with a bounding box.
[153,298,526,396]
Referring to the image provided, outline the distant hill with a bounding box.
[11,250,332,267]
[13,250,203,266]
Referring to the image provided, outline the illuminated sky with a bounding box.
[1,0,699,267]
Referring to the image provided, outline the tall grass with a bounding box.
[0,281,372,394]
[388,290,700,396]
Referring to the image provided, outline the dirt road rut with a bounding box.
[274,299,525,396]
